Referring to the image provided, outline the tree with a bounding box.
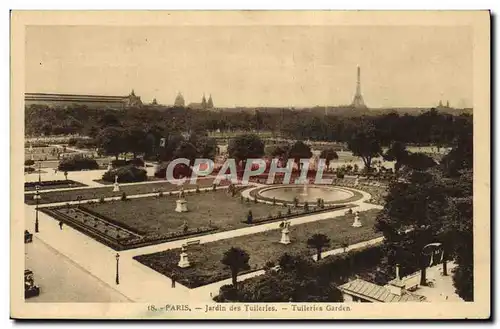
[221,247,250,289]
[124,127,147,158]
[227,134,265,167]
[173,141,199,166]
[96,127,127,160]
[442,171,473,300]
[288,141,312,170]
[267,143,290,160]
[403,153,437,171]
[383,141,408,174]
[307,234,331,261]
[319,148,339,169]
[190,135,217,160]
[376,170,449,283]
[158,133,185,162]
[347,123,382,170]
[441,130,473,177]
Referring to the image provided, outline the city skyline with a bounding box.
[26,25,473,108]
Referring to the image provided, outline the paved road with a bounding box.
[25,236,131,303]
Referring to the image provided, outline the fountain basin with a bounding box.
[256,185,362,205]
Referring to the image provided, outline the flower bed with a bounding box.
[41,205,218,251]
[24,180,88,191]
[242,204,351,225]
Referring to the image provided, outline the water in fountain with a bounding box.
[300,180,308,197]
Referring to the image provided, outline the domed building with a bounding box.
[174,92,186,107]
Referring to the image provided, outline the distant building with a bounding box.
[437,100,451,109]
[25,90,142,109]
[187,93,215,110]
[123,90,143,107]
[174,92,186,107]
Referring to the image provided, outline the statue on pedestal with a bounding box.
[113,175,120,192]
[280,221,292,245]
[177,244,191,268]
[352,212,362,227]
[175,187,188,212]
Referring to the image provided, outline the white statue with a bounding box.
[280,220,291,245]
[113,175,120,192]
[177,244,191,268]
[352,212,362,227]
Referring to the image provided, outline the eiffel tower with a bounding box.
[351,66,367,109]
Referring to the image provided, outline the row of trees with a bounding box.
[375,128,473,300]
[94,125,217,163]
[26,104,472,148]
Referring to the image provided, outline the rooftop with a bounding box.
[338,278,426,303]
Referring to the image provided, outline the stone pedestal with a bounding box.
[177,246,191,268]
[352,214,362,227]
[175,199,188,212]
[280,228,291,245]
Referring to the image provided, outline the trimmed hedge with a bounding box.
[24,159,35,166]
[111,158,145,168]
[102,165,148,183]
[127,158,145,167]
[58,157,99,171]
[24,167,35,173]
[111,159,128,168]
[154,162,193,179]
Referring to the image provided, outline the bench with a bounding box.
[185,239,201,247]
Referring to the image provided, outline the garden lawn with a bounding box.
[82,189,279,235]
[24,177,223,205]
[24,146,75,161]
[134,209,381,288]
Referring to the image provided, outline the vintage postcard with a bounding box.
[10,11,490,319]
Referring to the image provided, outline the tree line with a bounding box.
[25,104,472,147]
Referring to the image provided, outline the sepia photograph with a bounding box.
[10,10,490,319]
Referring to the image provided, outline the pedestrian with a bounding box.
[59,221,64,230]
[171,274,176,288]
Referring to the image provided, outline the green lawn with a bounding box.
[134,209,381,288]
[83,189,281,235]
[24,177,225,205]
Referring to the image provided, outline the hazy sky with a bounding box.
[25,25,473,108]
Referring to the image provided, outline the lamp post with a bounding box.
[38,161,42,184]
[115,253,120,285]
[33,185,41,233]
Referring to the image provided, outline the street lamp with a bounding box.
[33,185,41,233]
[37,161,42,184]
[115,253,120,285]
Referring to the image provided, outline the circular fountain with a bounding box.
[256,184,361,205]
